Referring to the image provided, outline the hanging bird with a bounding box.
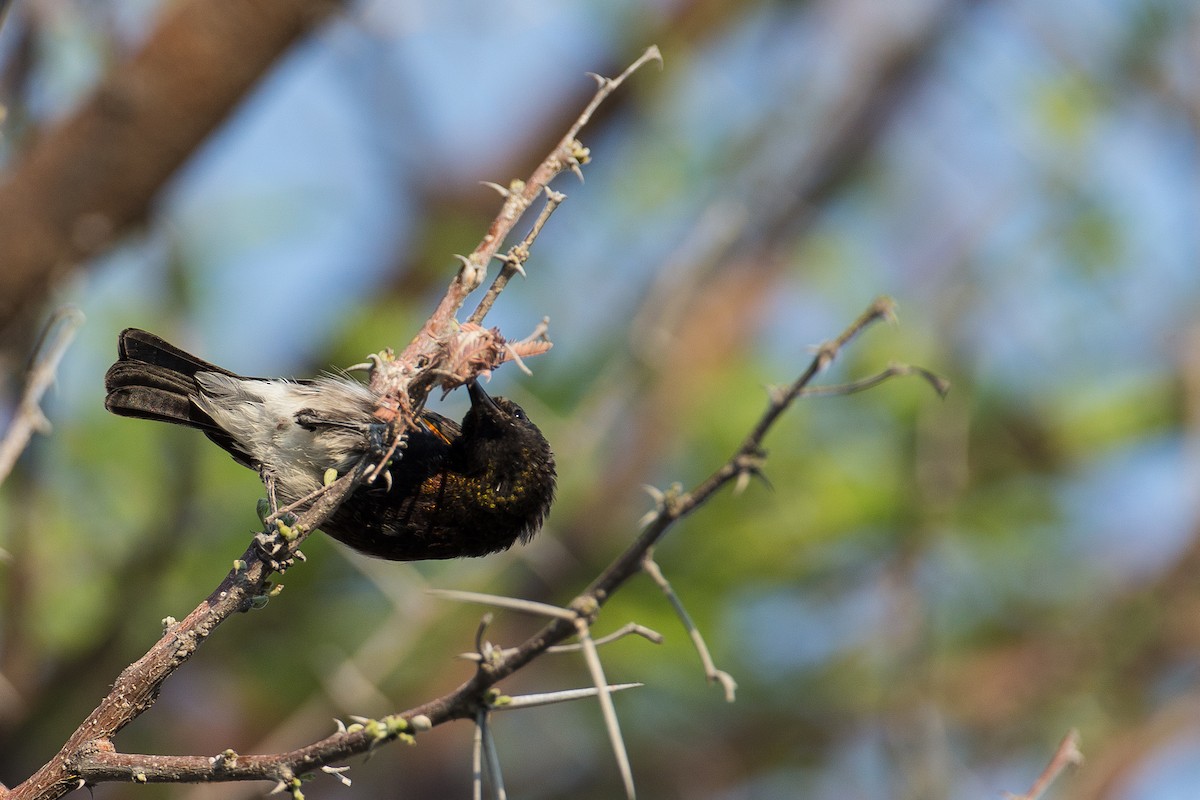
[104,328,556,561]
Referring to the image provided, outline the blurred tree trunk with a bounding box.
[0,0,345,350]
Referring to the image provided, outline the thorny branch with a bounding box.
[53,295,943,800]
[1,459,372,800]
[0,48,662,800]
[366,47,663,425]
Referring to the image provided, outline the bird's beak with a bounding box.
[467,379,500,413]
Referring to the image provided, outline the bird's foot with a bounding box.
[254,516,305,573]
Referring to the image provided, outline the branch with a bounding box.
[468,188,566,326]
[0,307,84,488]
[5,459,371,800]
[1006,729,1083,800]
[641,554,737,702]
[365,46,663,418]
[393,298,937,736]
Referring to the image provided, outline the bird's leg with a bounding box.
[294,409,374,435]
[253,468,298,572]
[262,469,279,513]
[366,421,407,490]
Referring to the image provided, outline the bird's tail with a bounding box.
[104,328,236,432]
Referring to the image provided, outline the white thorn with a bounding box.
[642,484,665,504]
[479,180,510,197]
[321,765,352,787]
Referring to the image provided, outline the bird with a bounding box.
[103,328,556,561]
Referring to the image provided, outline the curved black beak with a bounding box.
[467,379,500,413]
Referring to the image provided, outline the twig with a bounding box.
[497,683,642,711]
[468,188,566,325]
[577,620,636,800]
[426,588,576,620]
[369,46,662,413]
[478,711,508,800]
[1006,729,1083,800]
[7,459,372,800]
[743,297,899,448]
[456,622,663,663]
[547,623,663,653]
[472,713,484,800]
[641,554,737,702]
[796,361,950,398]
[0,307,84,487]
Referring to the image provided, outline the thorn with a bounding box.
[475,612,494,657]
[321,765,352,787]
[504,344,534,376]
[586,71,607,88]
[733,451,770,494]
[497,251,527,277]
[479,180,510,197]
[426,588,576,620]
[346,352,385,374]
[499,683,644,710]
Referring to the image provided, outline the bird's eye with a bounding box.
[512,408,527,421]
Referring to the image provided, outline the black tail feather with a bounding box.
[104,329,233,433]
[115,328,235,379]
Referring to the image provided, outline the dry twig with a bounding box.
[641,553,737,702]
[1006,729,1083,800]
[0,308,84,488]
[366,47,663,425]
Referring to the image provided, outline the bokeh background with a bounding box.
[1,0,1199,798]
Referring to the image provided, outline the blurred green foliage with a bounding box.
[3,1,1200,799]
